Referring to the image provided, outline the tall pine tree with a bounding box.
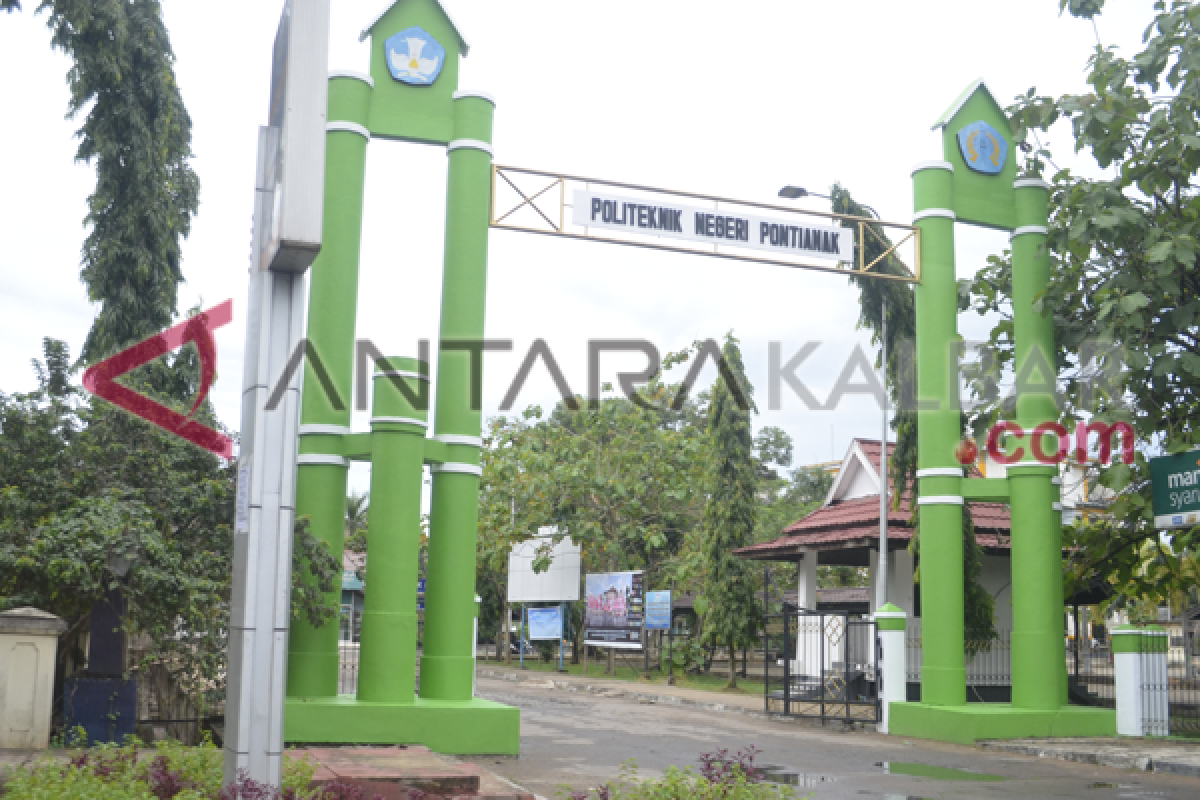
[4,0,201,366]
[700,334,762,689]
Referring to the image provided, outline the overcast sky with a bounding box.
[0,0,1156,490]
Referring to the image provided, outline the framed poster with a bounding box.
[527,606,564,640]
[645,590,671,630]
[585,571,643,648]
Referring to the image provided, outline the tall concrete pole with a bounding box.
[1007,178,1066,710]
[287,73,373,699]
[226,2,329,783]
[876,296,889,611]
[225,132,310,786]
[911,161,966,708]
[421,91,496,701]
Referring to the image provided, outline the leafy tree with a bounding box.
[833,185,996,645]
[0,341,336,710]
[5,0,200,363]
[344,491,369,554]
[752,426,793,481]
[967,0,1200,606]
[698,335,762,689]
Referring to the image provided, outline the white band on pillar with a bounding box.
[453,89,496,105]
[297,454,348,467]
[447,139,493,156]
[370,416,428,427]
[917,495,964,505]
[916,468,963,478]
[1011,225,1049,239]
[431,462,483,476]
[299,424,352,436]
[434,434,484,447]
[912,160,954,175]
[1014,178,1053,191]
[329,70,374,88]
[913,208,955,222]
[1052,502,1064,511]
[326,121,370,139]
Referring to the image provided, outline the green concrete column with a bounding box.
[421,92,495,702]
[288,74,372,698]
[357,358,429,703]
[1008,178,1065,710]
[912,162,966,707]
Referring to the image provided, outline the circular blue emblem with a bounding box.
[384,26,445,86]
[956,120,1008,175]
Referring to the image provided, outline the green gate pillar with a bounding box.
[420,92,495,702]
[1008,178,1067,710]
[287,73,373,699]
[912,161,966,707]
[357,358,429,703]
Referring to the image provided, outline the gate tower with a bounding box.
[282,0,517,754]
[892,80,1115,743]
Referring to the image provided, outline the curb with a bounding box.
[978,740,1200,778]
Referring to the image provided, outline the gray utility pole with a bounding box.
[225,0,329,788]
[875,297,889,612]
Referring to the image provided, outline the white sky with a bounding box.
[0,0,1156,491]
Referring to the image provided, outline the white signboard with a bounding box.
[572,190,852,262]
[507,527,582,603]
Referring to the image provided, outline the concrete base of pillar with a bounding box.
[888,702,1115,745]
[285,696,519,754]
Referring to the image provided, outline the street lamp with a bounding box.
[778,185,879,219]
[779,183,889,610]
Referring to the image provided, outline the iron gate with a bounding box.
[763,607,879,724]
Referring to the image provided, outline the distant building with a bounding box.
[736,438,1015,625]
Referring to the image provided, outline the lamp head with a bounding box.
[778,186,808,199]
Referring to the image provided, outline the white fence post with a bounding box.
[876,603,907,734]
[1142,625,1170,737]
[1113,625,1146,736]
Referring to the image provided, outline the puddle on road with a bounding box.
[875,761,1006,781]
[759,765,836,788]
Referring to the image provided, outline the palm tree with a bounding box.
[345,491,369,553]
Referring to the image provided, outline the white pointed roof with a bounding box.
[359,0,470,54]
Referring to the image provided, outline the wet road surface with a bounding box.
[477,676,1200,800]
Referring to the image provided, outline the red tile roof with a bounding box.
[736,438,1011,561]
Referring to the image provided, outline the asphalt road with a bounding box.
[476,675,1200,800]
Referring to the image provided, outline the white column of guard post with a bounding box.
[1113,625,1145,736]
[876,603,907,734]
[1142,625,1170,737]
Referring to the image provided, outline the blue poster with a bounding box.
[528,606,563,640]
[645,590,671,630]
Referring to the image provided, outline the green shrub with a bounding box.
[560,748,809,800]
[2,738,322,800]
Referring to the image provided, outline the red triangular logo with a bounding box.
[82,300,235,459]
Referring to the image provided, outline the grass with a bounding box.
[482,656,767,695]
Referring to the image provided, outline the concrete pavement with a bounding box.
[475,671,1200,800]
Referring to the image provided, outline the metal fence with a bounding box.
[339,642,360,695]
[904,619,1013,688]
[762,607,878,724]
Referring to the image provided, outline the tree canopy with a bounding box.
[968,0,1200,609]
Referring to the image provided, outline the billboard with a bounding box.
[645,590,671,631]
[528,606,564,640]
[507,527,582,603]
[585,571,643,649]
[1151,451,1200,529]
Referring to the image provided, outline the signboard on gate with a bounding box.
[584,571,644,648]
[572,190,853,262]
[1151,451,1200,529]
